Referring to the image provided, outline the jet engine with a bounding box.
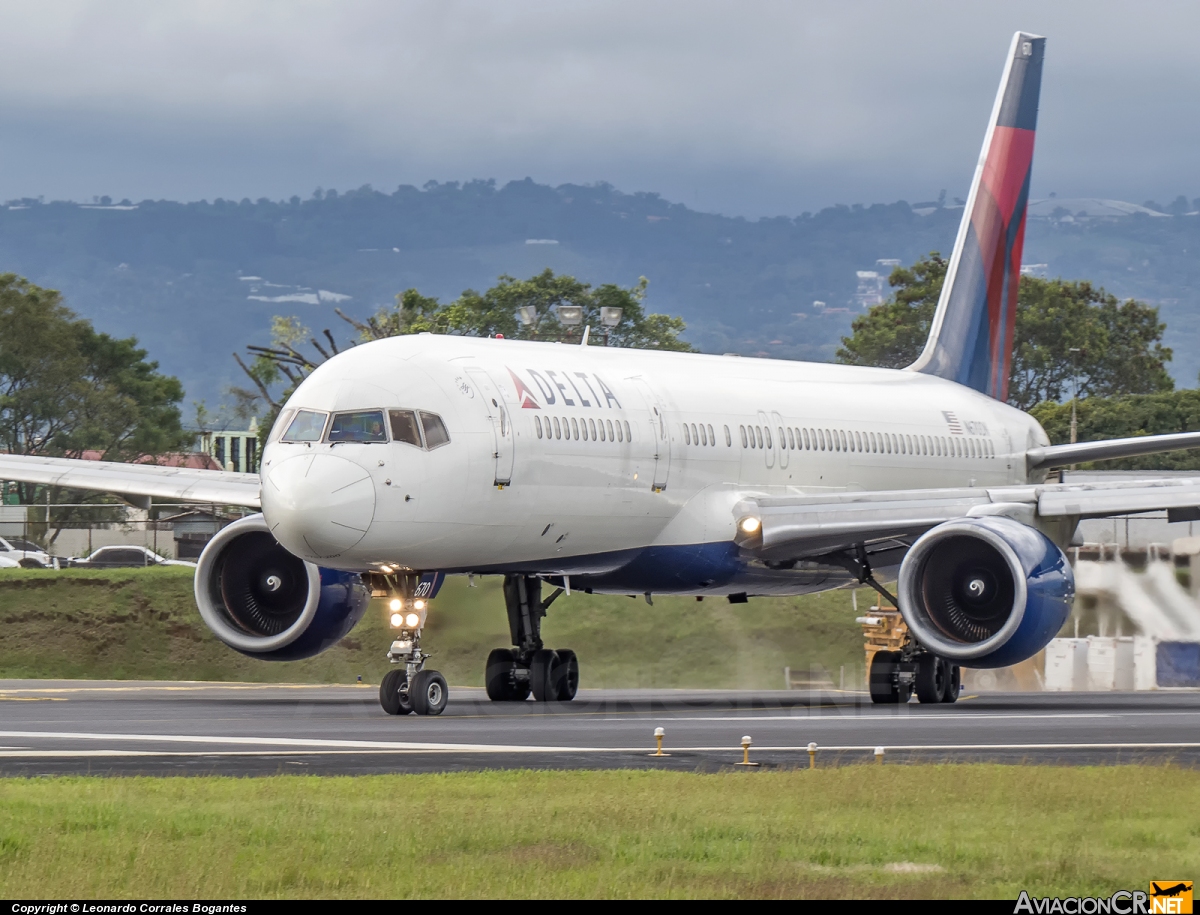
[194,514,371,660]
[897,516,1074,669]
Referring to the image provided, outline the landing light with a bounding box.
[389,612,404,628]
[740,517,761,534]
[389,598,402,612]
[404,612,421,629]
[413,599,426,611]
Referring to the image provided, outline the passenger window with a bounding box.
[606,419,614,441]
[569,417,578,440]
[684,424,691,445]
[739,425,748,447]
[419,412,451,449]
[534,416,543,439]
[787,428,795,450]
[755,426,763,448]
[777,427,785,449]
[840,430,847,451]
[624,420,631,441]
[389,410,423,447]
[764,427,772,449]
[707,424,715,446]
[698,423,706,446]
[587,419,595,441]
[282,409,328,443]
[724,425,731,447]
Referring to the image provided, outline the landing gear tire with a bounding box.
[941,661,961,703]
[485,648,530,701]
[379,668,413,716]
[553,649,579,701]
[409,669,448,716]
[915,653,949,704]
[869,650,911,704]
[529,649,561,703]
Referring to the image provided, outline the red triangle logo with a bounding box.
[506,367,541,409]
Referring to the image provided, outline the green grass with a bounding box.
[0,767,1196,898]
[0,568,868,688]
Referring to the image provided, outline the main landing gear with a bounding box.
[379,575,448,716]
[869,649,960,705]
[485,574,579,702]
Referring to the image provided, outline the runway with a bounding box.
[0,680,1198,775]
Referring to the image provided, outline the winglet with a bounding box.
[907,32,1045,401]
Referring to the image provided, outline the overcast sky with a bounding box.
[0,0,1196,217]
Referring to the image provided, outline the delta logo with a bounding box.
[1150,883,1192,915]
[505,367,623,411]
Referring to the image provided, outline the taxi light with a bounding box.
[389,598,402,612]
[740,516,761,534]
[413,599,426,611]
[404,612,421,629]
[389,612,404,628]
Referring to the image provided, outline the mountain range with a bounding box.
[1,180,1197,413]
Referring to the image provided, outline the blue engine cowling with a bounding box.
[194,514,371,661]
[897,516,1074,669]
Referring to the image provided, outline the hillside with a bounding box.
[0,567,868,689]
[3,183,1198,408]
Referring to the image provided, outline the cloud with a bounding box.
[0,0,1197,215]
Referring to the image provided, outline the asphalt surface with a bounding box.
[0,680,1198,775]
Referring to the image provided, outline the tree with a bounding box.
[836,253,1174,409]
[235,270,691,423]
[0,273,190,517]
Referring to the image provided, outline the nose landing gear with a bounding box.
[377,574,447,716]
[485,575,579,702]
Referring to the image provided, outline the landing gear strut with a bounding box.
[378,574,448,716]
[486,574,579,702]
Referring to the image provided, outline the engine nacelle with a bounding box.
[897,516,1074,669]
[194,514,371,660]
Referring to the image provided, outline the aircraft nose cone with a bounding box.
[262,453,376,559]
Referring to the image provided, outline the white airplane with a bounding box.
[5,32,1200,715]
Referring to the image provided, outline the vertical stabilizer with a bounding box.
[907,32,1044,401]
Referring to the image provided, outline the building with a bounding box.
[853,261,900,310]
[196,419,260,473]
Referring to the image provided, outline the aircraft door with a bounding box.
[632,378,671,492]
[772,410,788,469]
[465,367,515,486]
[757,410,776,469]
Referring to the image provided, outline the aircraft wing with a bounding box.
[0,454,261,508]
[737,476,1200,562]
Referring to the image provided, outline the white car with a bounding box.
[0,536,52,568]
[68,545,197,569]
[0,554,19,569]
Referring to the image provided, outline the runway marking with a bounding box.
[3,730,1200,758]
[1,742,1200,759]
[0,697,65,702]
[595,713,1118,723]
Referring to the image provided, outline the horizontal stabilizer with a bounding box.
[1026,432,1200,470]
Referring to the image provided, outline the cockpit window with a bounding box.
[388,410,423,448]
[327,410,388,443]
[281,410,328,443]
[420,412,450,449]
[267,408,295,444]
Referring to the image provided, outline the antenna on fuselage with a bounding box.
[580,325,591,346]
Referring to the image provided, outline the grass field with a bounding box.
[0,567,868,688]
[0,766,1197,898]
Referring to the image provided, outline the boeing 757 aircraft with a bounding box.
[5,32,1200,714]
